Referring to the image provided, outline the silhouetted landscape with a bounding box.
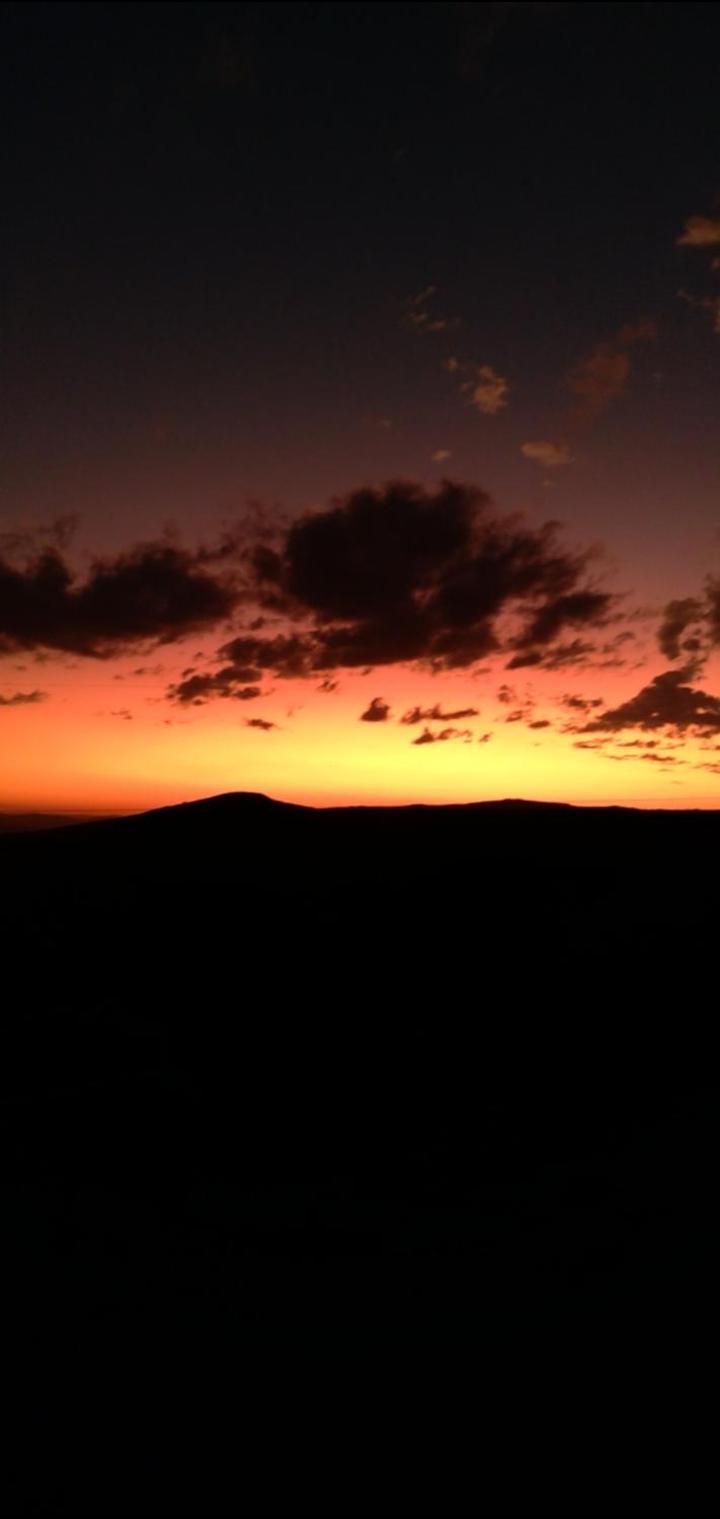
[3,794,717,1513]
[5,4,720,1506]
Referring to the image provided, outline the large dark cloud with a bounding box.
[1,482,618,693]
[0,542,237,658]
[171,481,614,700]
[583,668,720,735]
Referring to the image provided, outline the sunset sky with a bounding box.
[3,1,720,811]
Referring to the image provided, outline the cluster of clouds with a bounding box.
[407,287,510,418]
[520,320,658,476]
[2,468,720,765]
[676,208,720,335]
[359,695,489,747]
[407,284,660,477]
[163,481,614,704]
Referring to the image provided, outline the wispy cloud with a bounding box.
[461,364,509,416]
[521,440,572,468]
[0,689,47,707]
[405,285,457,335]
[676,214,720,247]
[567,320,657,421]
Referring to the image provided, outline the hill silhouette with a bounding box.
[2,793,717,1513]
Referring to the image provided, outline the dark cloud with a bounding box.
[0,689,46,706]
[514,591,612,651]
[411,725,473,745]
[508,638,599,671]
[658,597,704,660]
[707,577,720,645]
[400,703,479,725]
[561,693,604,713]
[0,541,238,658]
[184,481,614,700]
[360,696,391,722]
[167,671,262,704]
[583,668,720,735]
[0,514,78,559]
[246,717,277,731]
[505,651,543,669]
[529,719,550,729]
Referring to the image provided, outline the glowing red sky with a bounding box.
[2,4,720,810]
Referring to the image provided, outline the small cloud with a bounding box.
[521,440,572,469]
[412,725,472,745]
[677,214,720,248]
[0,689,46,707]
[462,364,509,416]
[406,287,456,335]
[110,708,133,721]
[360,696,391,722]
[567,320,657,421]
[529,719,550,729]
[401,704,479,725]
[432,449,452,463]
[561,693,604,713]
[408,311,448,333]
[246,717,277,731]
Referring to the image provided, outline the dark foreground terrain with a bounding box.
[1,793,717,1514]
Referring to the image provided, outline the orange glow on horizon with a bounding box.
[2,647,720,814]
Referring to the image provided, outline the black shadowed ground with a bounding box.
[1,794,717,1513]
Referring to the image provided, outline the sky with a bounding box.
[2,0,720,812]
